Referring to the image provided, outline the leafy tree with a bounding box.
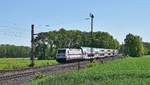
[124,33,144,57]
[34,32,48,60]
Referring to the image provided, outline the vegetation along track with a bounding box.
[0,55,124,85]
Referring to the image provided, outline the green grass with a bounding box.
[26,55,150,85]
[0,58,57,70]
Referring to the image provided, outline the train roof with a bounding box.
[57,47,118,50]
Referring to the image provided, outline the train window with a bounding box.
[108,50,111,52]
[101,50,104,52]
[88,53,94,57]
[99,53,104,56]
[58,50,66,54]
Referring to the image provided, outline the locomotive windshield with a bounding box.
[58,50,66,54]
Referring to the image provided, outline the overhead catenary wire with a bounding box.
[0,17,95,46]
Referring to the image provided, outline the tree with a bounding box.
[124,33,144,57]
[143,42,150,55]
[34,32,48,60]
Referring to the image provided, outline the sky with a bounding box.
[0,0,150,46]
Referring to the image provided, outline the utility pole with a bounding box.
[30,24,35,67]
[90,13,94,63]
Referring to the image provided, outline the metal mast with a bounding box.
[30,24,35,67]
[90,13,94,61]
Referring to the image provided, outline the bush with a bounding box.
[87,59,97,68]
[34,72,47,80]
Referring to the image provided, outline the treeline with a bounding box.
[1,29,150,59]
[143,42,150,55]
[34,28,120,59]
[0,44,31,58]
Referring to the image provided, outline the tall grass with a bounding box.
[0,58,57,70]
[26,55,150,85]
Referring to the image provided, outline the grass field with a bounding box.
[26,55,150,85]
[0,58,57,70]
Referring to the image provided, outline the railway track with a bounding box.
[0,55,125,85]
[0,63,61,75]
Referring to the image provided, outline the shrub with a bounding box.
[34,72,47,80]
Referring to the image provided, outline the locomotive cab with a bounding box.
[56,48,83,63]
[56,49,67,63]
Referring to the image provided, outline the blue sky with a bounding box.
[0,0,150,46]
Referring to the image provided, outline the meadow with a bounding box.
[26,55,150,85]
[0,58,57,70]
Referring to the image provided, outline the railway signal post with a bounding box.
[90,13,94,63]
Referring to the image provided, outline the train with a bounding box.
[56,47,118,63]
